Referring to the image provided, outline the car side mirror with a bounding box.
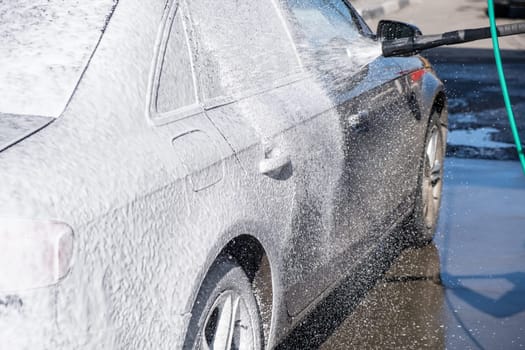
[376,20,422,42]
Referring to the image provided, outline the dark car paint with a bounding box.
[186,0,446,345]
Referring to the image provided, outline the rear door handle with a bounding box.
[259,154,291,175]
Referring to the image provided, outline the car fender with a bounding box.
[420,70,448,124]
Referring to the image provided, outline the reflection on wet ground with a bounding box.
[280,158,525,349]
[436,158,525,349]
[319,244,445,349]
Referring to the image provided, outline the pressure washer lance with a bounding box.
[382,22,525,57]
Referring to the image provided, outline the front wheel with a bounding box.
[183,257,264,350]
[407,110,446,246]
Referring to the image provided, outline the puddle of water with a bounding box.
[447,127,515,149]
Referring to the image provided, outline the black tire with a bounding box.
[183,257,264,350]
[486,4,510,17]
[406,110,446,246]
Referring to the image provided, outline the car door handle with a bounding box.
[259,154,291,175]
[346,110,369,132]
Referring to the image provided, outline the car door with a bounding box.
[184,0,347,318]
[328,1,424,251]
[283,0,423,282]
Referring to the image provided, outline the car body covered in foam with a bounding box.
[0,0,447,348]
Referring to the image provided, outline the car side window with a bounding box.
[287,0,361,48]
[155,5,198,114]
[186,0,302,101]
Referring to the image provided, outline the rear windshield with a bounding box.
[0,0,117,118]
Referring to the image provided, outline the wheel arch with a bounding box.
[183,222,282,348]
[430,90,448,156]
[431,91,447,115]
[420,70,448,125]
[219,235,274,345]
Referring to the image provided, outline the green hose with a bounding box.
[487,0,525,174]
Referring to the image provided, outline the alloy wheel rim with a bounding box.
[422,125,443,229]
[200,290,256,350]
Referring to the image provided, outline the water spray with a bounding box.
[381,15,525,175]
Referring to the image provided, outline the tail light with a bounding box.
[0,219,74,292]
[410,68,426,84]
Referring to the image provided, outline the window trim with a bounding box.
[342,0,375,38]
[146,0,202,127]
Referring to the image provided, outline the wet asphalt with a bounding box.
[427,48,525,161]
